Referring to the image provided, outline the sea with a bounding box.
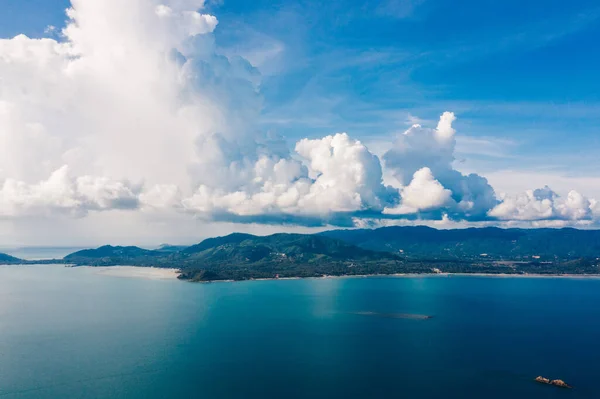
[0,264,598,398]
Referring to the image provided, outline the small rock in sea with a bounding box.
[535,376,571,389]
[550,379,571,388]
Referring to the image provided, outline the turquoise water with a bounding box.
[0,265,597,398]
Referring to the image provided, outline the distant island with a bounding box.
[1,226,600,281]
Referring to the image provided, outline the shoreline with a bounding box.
[3,264,600,282]
[189,271,600,284]
[82,266,181,280]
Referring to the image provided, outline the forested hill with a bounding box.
[0,253,22,264]
[61,234,404,281]
[3,227,600,281]
[64,245,164,265]
[320,226,600,261]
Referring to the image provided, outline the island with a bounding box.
[535,376,572,389]
[1,226,600,282]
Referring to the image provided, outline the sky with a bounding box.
[0,0,599,246]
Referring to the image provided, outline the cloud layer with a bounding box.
[0,0,598,232]
[489,187,599,222]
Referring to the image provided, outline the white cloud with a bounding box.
[383,112,457,185]
[384,167,452,215]
[481,170,600,200]
[294,134,397,213]
[0,0,598,243]
[182,133,398,220]
[0,166,139,218]
[383,112,497,220]
[489,186,595,222]
[0,0,227,216]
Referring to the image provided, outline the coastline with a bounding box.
[441,272,600,279]
[3,263,600,282]
[187,271,600,284]
[82,266,181,280]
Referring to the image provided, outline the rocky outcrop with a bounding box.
[550,379,570,388]
[535,376,571,389]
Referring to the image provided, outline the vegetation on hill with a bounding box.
[156,244,188,253]
[61,234,408,281]
[0,253,22,264]
[175,233,405,281]
[2,227,600,280]
[63,245,166,266]
[320,226,600,261]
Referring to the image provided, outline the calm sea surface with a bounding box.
[1,265,598,398]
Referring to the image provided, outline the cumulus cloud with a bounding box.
[0,0,398,224]
[183,133,398,223]
[384,167,452,215]
[0,0,598,233]
[489,186,595,222]
[0,166,139,218]
[383,112,498,220]
[0,0,231,217]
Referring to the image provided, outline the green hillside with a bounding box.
[59,227,600,281]
[321,226,600,261]
[0,253,22,264]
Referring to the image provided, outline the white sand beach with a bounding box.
[86,266,180,280]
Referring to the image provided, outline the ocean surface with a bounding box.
[1,265,598,398]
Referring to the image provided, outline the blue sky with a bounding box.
[209,0,600,187]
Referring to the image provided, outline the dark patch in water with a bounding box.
[351,311,433,320]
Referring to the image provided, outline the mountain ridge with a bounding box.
[58,227,600,280]
[320,226,600,260]
[2,227,600,280]
[60,233,406,281]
